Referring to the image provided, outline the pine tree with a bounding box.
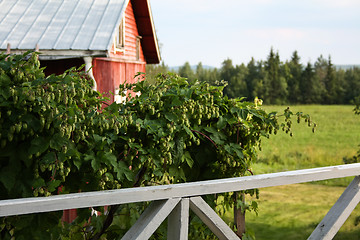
[226,64,249,99]
[145,61,170,83]
[251,60,267,101]
[323,56,339,104]
[287,51,302,103]
[344,67,360,104]
[204,68,220,86]
[245,58,259,100]
[220,59,235,83]
[195,62,205,82]
[264,48,287,104]
[300,62,323,103]
[178,62,196,83]
[314,55,328,103]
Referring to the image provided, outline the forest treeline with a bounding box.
[146,48,360,105]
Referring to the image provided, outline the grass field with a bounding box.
[241,105,360,239]
[254,105,360,186]
[244,184,360,240]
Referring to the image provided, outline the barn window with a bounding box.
[116,17,125,49]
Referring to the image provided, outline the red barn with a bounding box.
[0,0,160,103]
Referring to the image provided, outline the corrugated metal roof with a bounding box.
[0,0,128,52]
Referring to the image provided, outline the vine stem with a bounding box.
[247,169,254,175]
[237,127,240,144]
[191,130,217,148]
[89,166,146,240]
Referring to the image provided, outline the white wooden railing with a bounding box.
[1,163,360,240]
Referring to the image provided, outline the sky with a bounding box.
[149,0,360,68]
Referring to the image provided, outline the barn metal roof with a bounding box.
[0,0,128,56]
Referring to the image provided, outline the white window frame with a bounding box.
[114,17,125,53]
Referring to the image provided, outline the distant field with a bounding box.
[240,105,360,239]
[254,105,360,186]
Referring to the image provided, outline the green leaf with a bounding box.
[67,108,76,124]
[93,134,105,143]
[169,165,178,177]
[41,152,57,165]
[115,161,134,181]
[171,96,182,106]
[0,84,11,99]
[91,154,101,170]
[50,133,69,151]
[124,169,134,181]
[210,132,226,145]
[203,126,217,134]
[102,152,117,167]
[224,143,244,159]
[164,112,177,122]
[153,168,163,177]
[73,157,82,170]
[182,151,194,168]
[47,180,61,192]
[84,153,95,162]
[224,144,232,154]
[29,136,50,155]
[32,178,45,189]
[0,72,11,87]
[184,126,195,139]
[238,109,249,119]
[184,88,193,99]
[0,165,19,191]
[174,137,184,164]
[144,119,161,134]
[217,116,227,129]
[22,113,41,131]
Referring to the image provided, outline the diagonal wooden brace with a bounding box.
[308,176,360,240]
[121,198,180,240]
[189,196,241,240]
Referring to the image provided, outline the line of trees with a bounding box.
[147,48,360,105]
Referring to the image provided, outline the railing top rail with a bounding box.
[1,163,360,217]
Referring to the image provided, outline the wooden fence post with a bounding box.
[167,198,189,240]
[6,43,11,54]
[5,43,10,61]
[234,192,246,238]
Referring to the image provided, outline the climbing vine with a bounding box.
[0,52,314,239]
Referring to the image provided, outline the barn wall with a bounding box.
[107,1,146,63]
[40,1,148,105]
[93,0,147,103]
[123,0,145,62]
[92,59,145,103]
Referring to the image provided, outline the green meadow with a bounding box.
[255,105,360,184]
[245,184,360,240]
[243,105,360,239]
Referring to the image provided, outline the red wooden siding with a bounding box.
[107,0,146,63]
[124,0,145,62]
[93,59,145,102]
[93,0,146,103]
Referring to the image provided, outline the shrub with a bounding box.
[0,52,313,239]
